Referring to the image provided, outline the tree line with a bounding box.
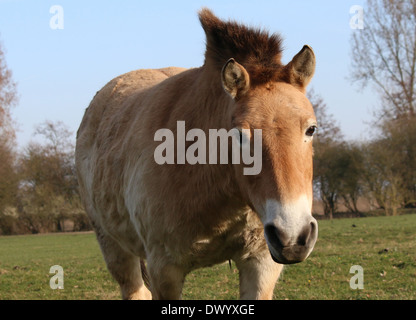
[0,119,90,235]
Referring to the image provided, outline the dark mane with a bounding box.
[199,8,284,86]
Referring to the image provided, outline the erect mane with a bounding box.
[199,8,284,86]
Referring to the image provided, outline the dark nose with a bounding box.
[264,220,318,264]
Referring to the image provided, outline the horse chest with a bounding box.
[178,212,263,270]
[187,231,244,268]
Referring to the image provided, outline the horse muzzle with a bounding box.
[264,218,318,264]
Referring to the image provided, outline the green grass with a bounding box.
[0,214,415,300]
[0,232,119,300]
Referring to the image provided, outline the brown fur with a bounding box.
[199,8,284,87]
[76,8,317,300]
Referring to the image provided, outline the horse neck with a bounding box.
[177,65,242,202]
[185,65,233,129]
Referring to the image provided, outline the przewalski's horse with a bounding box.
[76,8,318,300]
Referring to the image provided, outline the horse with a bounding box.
[75,8,318,300]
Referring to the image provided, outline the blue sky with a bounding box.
[0,0,374,148]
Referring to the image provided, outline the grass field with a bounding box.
[0,214,415,300]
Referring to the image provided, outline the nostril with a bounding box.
[265,224,289,249]
[310,220,318,243]
[310,220,317,236]
[265,225,279,249]
[296,221,317,246]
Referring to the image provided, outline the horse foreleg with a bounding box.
[234,254,283,300]
[95,228,152,300]
[146,251,186,300]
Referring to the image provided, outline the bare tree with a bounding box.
[338,143,364,214]
[309,90,345,218]
[361,137,406,216]
[0,41,18,213]
[350,0,416,211]
[381,117,416,208]
[350,0,416,119]
[0,42,17,140]
[20,121,77,201]
[307,89,343,145]
[34,120,74,155]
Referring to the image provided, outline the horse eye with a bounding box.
[305,125,317,137]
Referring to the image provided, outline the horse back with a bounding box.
[76,67,187,147]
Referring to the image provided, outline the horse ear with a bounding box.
[221,58,250,99]
[286,45,315,90]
